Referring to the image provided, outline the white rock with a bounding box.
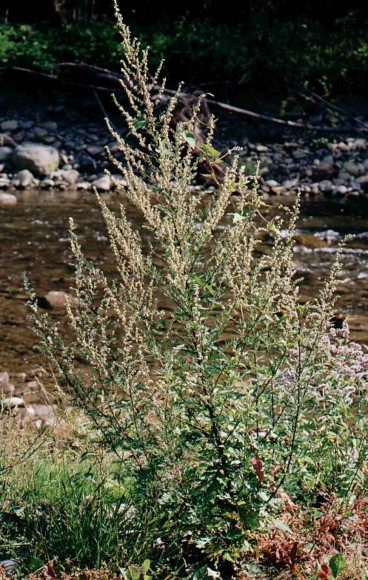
[12,143,60,176]
[17,169,34,188]
[44,290,68,309]
[60,169,80,184]
[333,185,348,195]
[76,181,91,191]
[1,397,25,408]
[0,192,17,206]
[265,179,279,188]
[92,174,111,192]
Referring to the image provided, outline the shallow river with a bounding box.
[0,190,367,374]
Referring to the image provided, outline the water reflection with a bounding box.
[0,191,367,373]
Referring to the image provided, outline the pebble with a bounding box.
[76,181,91,190]
[0,192,17,205]
[333,185,348,195]
[1,120,18,132]
[44,290,68,309]
[60,168,80,184]
[312,161,334,180]
[0,146,13,162]
[356,175,368,192]
[0,383,15,395]
[343,161,361,176]
[0,372,10,384]
[42,121,58,132]
[318,180,334,193]
[1,397,25,409]
[92,174,112,192]
[87,145,104,157]
[265,179,279,188]
[17,168,34,188]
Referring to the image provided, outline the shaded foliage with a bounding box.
[0,1,367,94]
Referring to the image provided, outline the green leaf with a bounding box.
[193,275,215,294]
[193,565,209,579]
[183,131,196,149]
[142,560,151,573]
[329,553,345,578]
[200,144,221,158]
[133,116,147,130]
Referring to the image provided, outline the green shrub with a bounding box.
[0,21,123,71]
[25,4,368,576]
[0,13,367,93]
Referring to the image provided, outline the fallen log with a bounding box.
[6,63,368,135]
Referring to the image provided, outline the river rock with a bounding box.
[44,290,68,309]
[76,181,91,190]
[17,169,34,188]
[0,146,13,162]
[343,161,361,176]
[318,180,334,193]
[0,383,15,396]
[12,143,60,176]
[333,185,348,195]
[40,178,55,189]
[0,372,10,384]
[87,145,104,157]
[1,120,18,132]
[92,174,112,192]
[42,121,58,132]
[265,179,279,188]
[312,160,334,180]
[356,175,368,193]
[60,168,80,185]
[1,396,25,409]
[28,404,57,427]
[0,560,19,574]
[0,192,17,206]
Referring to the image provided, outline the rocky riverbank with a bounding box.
[0,370,58,428]
[1,92,368,424]
[0,101,368,205]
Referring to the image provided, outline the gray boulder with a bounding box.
[1,120,18,132]
[0,146,13,163]
[12,143,59,176]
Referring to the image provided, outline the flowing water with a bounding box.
[0,190,367,375]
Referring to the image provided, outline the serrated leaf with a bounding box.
[329,553,345,578]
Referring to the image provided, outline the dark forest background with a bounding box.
[0,0,367,96]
